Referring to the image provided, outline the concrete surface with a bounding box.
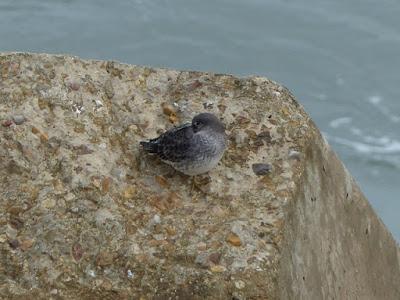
[0,53,399,299]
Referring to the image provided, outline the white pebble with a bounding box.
[127,269,134,279]
[235,280,246,290]
[87,270,96,277]
[153,214,161,224]
[288,149,301,160]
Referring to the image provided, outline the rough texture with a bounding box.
[0,53,399,299]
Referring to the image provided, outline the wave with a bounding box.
[324,133,400,170]
[328,135,400,155]
[368,95,400,123]
[329,117,352,129]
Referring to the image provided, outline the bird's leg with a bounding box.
[164,167,178,178]
[190,175,203,196]
[190,175,197,196]
[191,174,211,196]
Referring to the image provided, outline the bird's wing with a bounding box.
[154,123,198,162]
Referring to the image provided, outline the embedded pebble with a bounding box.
[252,163,272,176]
[123,185,136,199]
[70,207,80,213]
[72,242,84,262]
[91,177,103,190]
[235,280,246,290]
[41,198,56,209]
[169,114,178,124]
[12,115,26,125]
[104,79,114,99]
[72,103,85,115]
[20,239,34,251]
[68,81,80,91]
[195,252,209,267]
[8,239,20,249]
[127,269,134,279]
[50,289,58,295]
[234,131,248,146]
[111,168,125,180]
[93,99,103,111]
[272,91,281,97]
[101,177,112,193]
[288,149,301,161]
[0,234,6,243]
[225,170,235,180]
[2,119,13,127]
[197,242,207,251]
[73,144,94,155]
[96,251,113,267]
[208,252,221,265]
[210,265,226,273]
[161,102,176,116]
[203,101,214,109]
[153,214,161,224]
[226,233,242,246]
[6,225,18,239]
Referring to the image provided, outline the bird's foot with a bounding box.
[190,174,212,196]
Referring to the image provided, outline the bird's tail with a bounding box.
[140,140,158,153]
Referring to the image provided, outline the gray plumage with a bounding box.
[140,113,227,175]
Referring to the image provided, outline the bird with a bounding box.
[140,113,227,176]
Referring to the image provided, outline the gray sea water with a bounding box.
[1,0,399,242]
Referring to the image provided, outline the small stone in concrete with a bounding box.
[234,131,248,146]
[1,119,13,127]
[50,289,58,295]
[68,81,80,91]
[8,239,20,249]
[197,242,207,251]
[153,214,161,224]
[226,170,235,180]
[203,101,214,109]
[5,225,18,239]
[71,242,84,262]
[0,235,6,243]
[195,252,210,268]
[161,102,176,116]
[127,269,134,279]
[20,238,34,251]
[123,185,136,199]
[208,252,222,265]
[41,198,56,209]
[87,270,96,278]
[235,280,246,290]
[226,233,242,246]
[93,99,103,112]
[210,265,226,273]
[104,79,114,99]
[252,163,272,176]
[288,149,301,161]
[12,115,26,125]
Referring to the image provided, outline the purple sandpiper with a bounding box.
[140,113,227,175]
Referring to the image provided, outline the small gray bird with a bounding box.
[140,113,227,175]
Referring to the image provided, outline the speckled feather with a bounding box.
[141,123,196,162]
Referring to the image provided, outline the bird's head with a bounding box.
[192,113,225,133]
